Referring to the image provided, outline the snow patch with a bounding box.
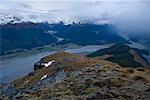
[41,74,48,80]
[57,37,64,42]
[41,60,55,67]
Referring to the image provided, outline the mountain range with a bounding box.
[0,16,150,100]
[0,22,128,56]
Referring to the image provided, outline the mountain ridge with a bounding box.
[1,52,150,99]
[0,14,111,25]
[87,44,149,67]
[0,22,129,56]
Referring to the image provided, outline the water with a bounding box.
[128,41,150,65]
[143,55,150,65]
[66,44,112,53]
[0,45,111,83]
[0,52,55,83]
[1,43,148,84]
[128,41,150,51]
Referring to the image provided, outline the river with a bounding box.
[0,44,112,83]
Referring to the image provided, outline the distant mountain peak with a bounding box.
[0,14,24,25]
[0,14,112,25]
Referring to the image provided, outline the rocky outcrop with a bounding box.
[1,52,150,100]
[34,52,71,70]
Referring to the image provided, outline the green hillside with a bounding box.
[87,44,144,67]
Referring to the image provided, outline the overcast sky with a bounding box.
[0,0,150,35]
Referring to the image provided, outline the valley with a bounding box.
[0,1,150,99]
[0,44,112,83]
[0,22,128,56]
[0,23,149,99]
[1,52,150,99]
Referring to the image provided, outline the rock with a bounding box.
[1,52,150,99]
[34,62,45,70]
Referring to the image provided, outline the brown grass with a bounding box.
[132,75,148,83]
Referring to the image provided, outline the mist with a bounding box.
[0,0,150,38]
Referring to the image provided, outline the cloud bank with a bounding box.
[0,0,150,36]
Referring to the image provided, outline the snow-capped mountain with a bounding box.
[0,14,24,25]
[0,21,129,56]
[0,14,112,25]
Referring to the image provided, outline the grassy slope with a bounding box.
[2,52,149,99]
[87,44,143,67]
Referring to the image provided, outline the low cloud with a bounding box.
[18,3,32,10]
[0,0,150,37]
